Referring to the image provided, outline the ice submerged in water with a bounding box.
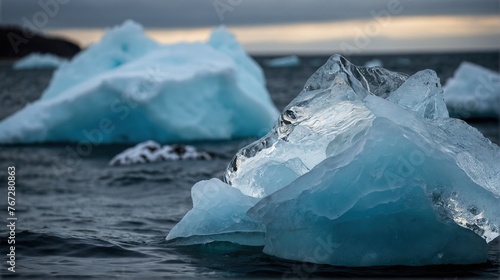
[167,55,500,266]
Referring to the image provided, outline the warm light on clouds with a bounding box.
[46,15,500,54]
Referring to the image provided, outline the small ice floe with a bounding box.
[444,61,500,118]
[264,55,300,68]
[363,58,383,68]
[109,140,212,166]
[13,53,68,70]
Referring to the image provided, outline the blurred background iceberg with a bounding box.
[0,21,278,143]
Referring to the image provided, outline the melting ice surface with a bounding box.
[0,21,278,143]
[13,53,68,70]
[444,62,500,118]
[167,55,500,266]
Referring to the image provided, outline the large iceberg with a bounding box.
[13,53,68,70]
[167,55,500,266]
[444,62,500,118]
[0,21,278,143]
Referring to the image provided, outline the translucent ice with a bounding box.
[248,117,495,266]
[444,62,500,118]
[13,53,68,70]
[168,55,500,266]
[225,56,409,197]
[166,178,264,246]
[0,21,278,144]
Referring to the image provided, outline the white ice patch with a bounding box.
[363,58,383,68]
[109,140,211,166]
[264,55,301,68]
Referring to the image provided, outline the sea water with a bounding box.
[0,53,498,278]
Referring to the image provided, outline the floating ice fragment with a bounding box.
[167,54,500,266]
[264,55,301,68]
[109,140,211,166]
[13,53,68,70]
[444,62,500,118]
[363,58,383,68]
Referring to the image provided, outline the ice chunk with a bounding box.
[13,53,68,70]
[0,21,278,144]
[168,55,500,266]
[166,178,264,246]
[444,62,500,118]
[363,58,383,68]
[109,140,211,166]
[264,55,301,68]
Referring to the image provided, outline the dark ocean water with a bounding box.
[0,53,499,279]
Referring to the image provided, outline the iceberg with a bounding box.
[13,53,68,70]
[264,55,301,68]
[444,62,500,118]
[167,55,500,266]
[0,21,278,144]
[109,140,212,166]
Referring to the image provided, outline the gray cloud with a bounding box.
[0,0,498,29]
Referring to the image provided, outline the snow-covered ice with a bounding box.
[109,140,211,165]
[167,55,500,266]
[444,62,500,118]
[0,21,278,144]
[264,55,301,68]
[13,53,68,70]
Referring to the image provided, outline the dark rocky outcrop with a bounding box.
[0,25,80,60]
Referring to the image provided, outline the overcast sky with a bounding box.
[1,0,499,53]
[1,0,499,28]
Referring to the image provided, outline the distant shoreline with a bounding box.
[0,25,80,60]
